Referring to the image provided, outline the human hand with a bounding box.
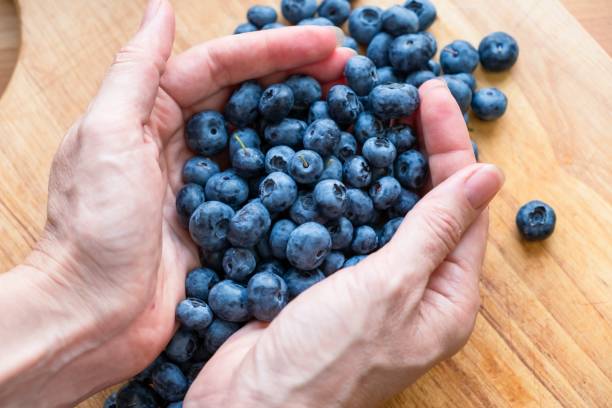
[184,81,504,406]
[0,0,354,405]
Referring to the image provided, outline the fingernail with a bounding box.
[141,0,161,28]
[328,26,345,47]
[464,164,505,209]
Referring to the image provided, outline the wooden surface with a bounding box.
[0,0,19,93]
[0,0,610,407]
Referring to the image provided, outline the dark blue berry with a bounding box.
[297,17,335,26]
[165,329,198,363]
[234,22,258,34]
[247,272,288,321]
[343,36,359,51]
[389,33,435,73]
[202,319,242,354]
[385,125,416,153]
[334,131,358,162]
[284,268,325,298]
[265,145,295,174]
[379,217,403,246]
[247,5,277,28]
[189,201,234,251]
[403,0,436,30]
[304,118,341,157]
[205,170,249,209]
[366,32,393,68]
[185,267,220,302]
[388,188,419,217]
[286,222,332,270]
[285,75,322,112]
[362,137,397,168]
[343,255,367,267]
[405,70,436,88]
[440,40,479,74]
[471,88,508,121]
[259,171,298,212]
[264,118,306,148]
[259,84,294,123]
[182,156,220,186]
[176,298,213,332]
[289,149,324,184]
[377,66,401,84]
[444,76,472,114]
[321,251,345,276]
[345,188,375,225]
[382,5,419,36]
[369,83,420,120]
[349,6,383,45]
[116,382,157,408]
[229,128,261,158]
[369,176,401,210]
[344,56,379,97]
[227,200,271,248]
[208,280,250,322]
[290,191,328,225]
[176,183,205,227]
[281,0,317,24]
[354,111,384,144]
[326,216,354,249]
[185,111,228,156]
[269,219,297,259]
[318,0,351,26]
[232,147,265,178]
[225,80,262,128]
[320,156,343,181]
[343,155,372,188]
[308,101,330,123]
[451,72,477,91]
[223,247,257,282]
[327,85,363,126]
[479,32,519,72]
[394,150,428,189]
[313,179,348,219]
[516,200,556,241]
[351,225,379,254]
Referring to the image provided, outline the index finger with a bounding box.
[161,26,344,109]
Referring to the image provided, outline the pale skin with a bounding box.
[0,0,504,407]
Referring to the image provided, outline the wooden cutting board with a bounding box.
[0,0,610,407]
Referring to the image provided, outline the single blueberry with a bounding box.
[440,40,479,74]
[471,88,508,121]
[281,0,317,24]
[516,200,556,241]
[403,0,436,30]
[334,131,358,162]
[182,156,220,186]
[369,83,420,120]
[229,128,261,158]
[247,5,277,28]
[320,156,343,181]
[308,101,331,123]
[313,179,348,219]
[389,33,436,73]
[349,6,383,45]
[232,147,265,178]
[379,217,403,246]
[285,75,322,112]
[189,201,234,251]
[343,36,359,52]
[345,56,379,97]
[362,137,397,168]
[259,84,294,123]
[444,76,472,114]
[165,329,198,363]
[366,32,393,68]
[185,267,220,302]
[304,118,341,157]
[377,66,401,84]
[176,183,206,227]
[382,5,419,36]
[116,382,157,408]
[369,176,402,210]
[343,155,373,188]
[343,255,367,267]
[176,298,213,332]
[290,191,328,225]
[405,70,436,88]
[234,22,258,34]
[202,318,242,354]
[394,150,428,189]
[265,145,295,174]
[385,125,416,153]
[351,225,379,254]
[289,149,324,184]
[479,32,519,71]
[208,280,250,322]
[388,188,419,217]
[286,222,332,270]
[345,188,375,225]
[222,247,257,282]
[264,118,307,148]
[185,111,228,156]
[247,272,289,321]
[327,85,363,126]
[321,251,346,276]
[225,80,262,128]
[269,219,297,259]
[259,171,298,212]
[354,111,385,144]
[284,267,325,298]
[205,171,249,209]
[227,200,271,248]
[318,0,351,26]
[326,216,354,249]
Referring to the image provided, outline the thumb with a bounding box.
[86,0,175,128]
[366,163,504,287]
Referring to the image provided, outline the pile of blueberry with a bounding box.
[105,1,554,407]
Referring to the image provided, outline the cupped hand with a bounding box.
[34,0,353,399]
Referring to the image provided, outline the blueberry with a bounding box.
[382,5,419,36]
[471,139,479,161]
[394,150,428,189]
[286,222,332,270]
[313,179,348,219]
[369,176,401,210]
[343,155,372,188]
[222,247,257,281]
[116,382,157,408]
[385,125,416,153]
[349,6,383,45]
[285,75,322,112]
[304,118,341,157]
[259,84,294,123]
[366,32,393,68]
[205,171,249,209]
[318,0,351,26]
[256,233,273,259]
[103,393,117,408]
[247,5,277,28]
[298,17,335,26]
[202,318,242,354]
[232,147,265,178]
[343,255,367,267]
[440,40,479,74]
[269,219,297,259]
[185,267,220,302]
[227,200,271,248]
[259,171,298,212]
[427,59,441,75]
[479,32,519,71]
[343,36,359,52]
[264,118,306,148]
[388,188,419,217]
[516,200,556,241]
[234,22,258,34]
[471,88,508,121]
[281,0,317,24]
[369,83,420,120]
[403,0,436,30]
[247,272,288,321]
[451,72,477,91]
[405,70,436,88]
[389,33,435,73]
[185,111,228,156]
[308,101,331,123]
[377,66,401,84]
[351,225,379,254]
[165,329,198,363]
[444,76,472,114]
[379,217,403,246]
[284,267,325,298]
[208,280,250,322]
[225,80,262,128]
[265,145,295,174]
[176,183,206,227]
[345,56,379,97]
[198,248,224,273]
[256,260,286,276]
[182,156,220,186]
[321,251,345,276]
[362,137,397,168]
[189,201,234,251]
[326,216,354,249]
[334,131,358,162]
[320,156,343,181]
[327,85,363,126]
[345,188,375,225]
[229,128,261,158]
[176,298,213,332]
[289,150,324,184]
[290,191,328,224]
[354,111,384,144]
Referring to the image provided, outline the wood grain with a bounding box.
[0,0,19,95]
[0,1,610,407]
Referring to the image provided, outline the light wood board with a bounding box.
[0,0,610,407]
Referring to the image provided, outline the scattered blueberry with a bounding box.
[366,32,393,67]
[264,118,306,148]
[259,84,295,123]
[320,156,344,181]
[479,32,519,71]
[343,35,359,51]
[281,0,317,24]
[394,150,428,189]
[290,191,327,224]
[165,329,198,363]
[516,200,556,241]
[321,251,346,276]
[440,40,479,74]
[232,147,265,178]
[247,5,278,28]
[262,22,286,30]
[343,255,367,267]
[205,171,249,209]
[304,119,341,156]
[289,149,324,184]
[269,219,297,259]
[318,0,351,26]
[202,319,242,354]
[389,33,435,73]
[369,176,402,210]
[182,156,220,186]
[227,199,271,248]
[314,179,348,219]
[377,66,401,84]
[116,382,157,408]
[403,0,436,30]
[471,87,508,120]
[369,83,420,120]
[362,137,397,168]
[382,5,419,36]
[225,80,262,128]
[405,70,436,88]
[444,76,472,114]
[208,280,250,322]
[388,188,419,217]
[247,272,288,321]
[229,128,261,158]
[345,56,379,97]
[298,17,335,26]
[259,171,298,212]
[326,216,354,249]
[234,22,258,34]
[385,125,416,153]
[349,6,383,45]
[334,132,358,162]
[379,217,403,246]
[265,145,295,174]
[176,298,213,332]
[343,155,373,188]
[284,268,326,298]
[351,225,379,254]
[185,111,228,156]
[354,111,384,144]
[285,75,322,112]
[345,188,375,225]
[308,101,331,123]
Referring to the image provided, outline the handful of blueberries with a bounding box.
[106,1,555,407]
